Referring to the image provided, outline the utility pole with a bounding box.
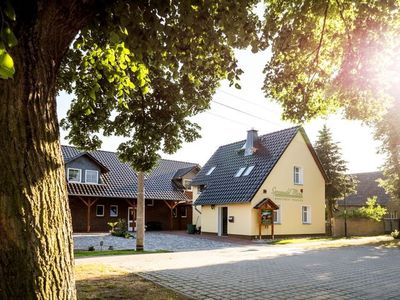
[136,171,145,251]
[344,197,348,238]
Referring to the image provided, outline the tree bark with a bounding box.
[326,199,334,236]
[0,1,96,299]
[136,171,145,251]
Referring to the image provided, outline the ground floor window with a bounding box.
[110,205,118,217]
[173,207,178,218]
[302,205,311,224]
[273,205,281,224]
[180,206,187,218]
[96,205,105,217]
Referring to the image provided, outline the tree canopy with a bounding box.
[57,0,261,171]
[375,99,400,203]
[3,1,400,171]
[263,0,400,122]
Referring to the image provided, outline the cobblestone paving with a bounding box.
[73,232,236,251]
[137,246,400,300]
[77,244,400,299]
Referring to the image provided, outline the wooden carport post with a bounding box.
[163,200,185,230]
[79,197,97,232]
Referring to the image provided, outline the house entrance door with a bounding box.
[128,207,136,231]
[218,207,228,236]
[222,207,228,236]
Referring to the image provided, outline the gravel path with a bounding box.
[73,232,237,252]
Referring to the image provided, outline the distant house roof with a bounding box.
[62,145,198,201]
[341,172,390,206]
[173,165,200,179]
[192,126,326,206]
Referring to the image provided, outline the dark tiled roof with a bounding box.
[192,126,302,205]
[173,166,199,179]
[62,145,198,201]
[341,172,390,206]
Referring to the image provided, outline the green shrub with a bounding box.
[108,218,134,239]
[391,230,400,239]
[339,197,387,222]
[356,197,387,221]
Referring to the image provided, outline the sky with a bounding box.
[56,48,384,174]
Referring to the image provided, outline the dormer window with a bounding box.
[85,170,99,184]
[183,179,192,190]
[206,166,216,175]
[68,168,81,183]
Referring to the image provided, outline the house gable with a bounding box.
[249,130,326,235]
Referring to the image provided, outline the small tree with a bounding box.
[355,197,387,222]
[314,125,357,235]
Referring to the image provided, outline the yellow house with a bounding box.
[191,126,327,238]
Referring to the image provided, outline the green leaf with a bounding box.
[0,51,15,79]
[4,0,16,21]
[4,27,18,47]
[88,88,96,100]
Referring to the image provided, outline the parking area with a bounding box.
[76,236,400,299]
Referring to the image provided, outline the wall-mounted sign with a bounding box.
[272,187,303,201]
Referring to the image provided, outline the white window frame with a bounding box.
[294,166,304,185]
[67,168,81,183]
[85,170,99,184]
[206,166,216,175]
[147,199,154,207]
[183,179,192,190]
[242,165,255,176]
[181,206,188,218]
[234,167,246,177]
[302,205,311,224]
[110,205,118,217]
[173,207,178,218]
[273,204,281,224]
[96,204,105,217]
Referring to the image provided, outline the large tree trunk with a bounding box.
[0,1,95,299]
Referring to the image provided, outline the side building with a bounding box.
[62,145,199,232]
[340,171,399,233]
[191,126,327,239]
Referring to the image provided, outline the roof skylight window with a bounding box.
[206,166,216,175]
[234,167,246,177]
[242,165,255,176]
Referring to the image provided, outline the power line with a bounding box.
[212,100,285,128]
[205,111,255,128]
[218,89,282,113]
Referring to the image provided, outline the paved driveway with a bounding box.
[74,232,237,251]
[76,243,400,299]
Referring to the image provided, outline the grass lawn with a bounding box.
[75,249,170,258]
[76,264,189,300]
[269,235,397,248]
[269,237,337,245]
